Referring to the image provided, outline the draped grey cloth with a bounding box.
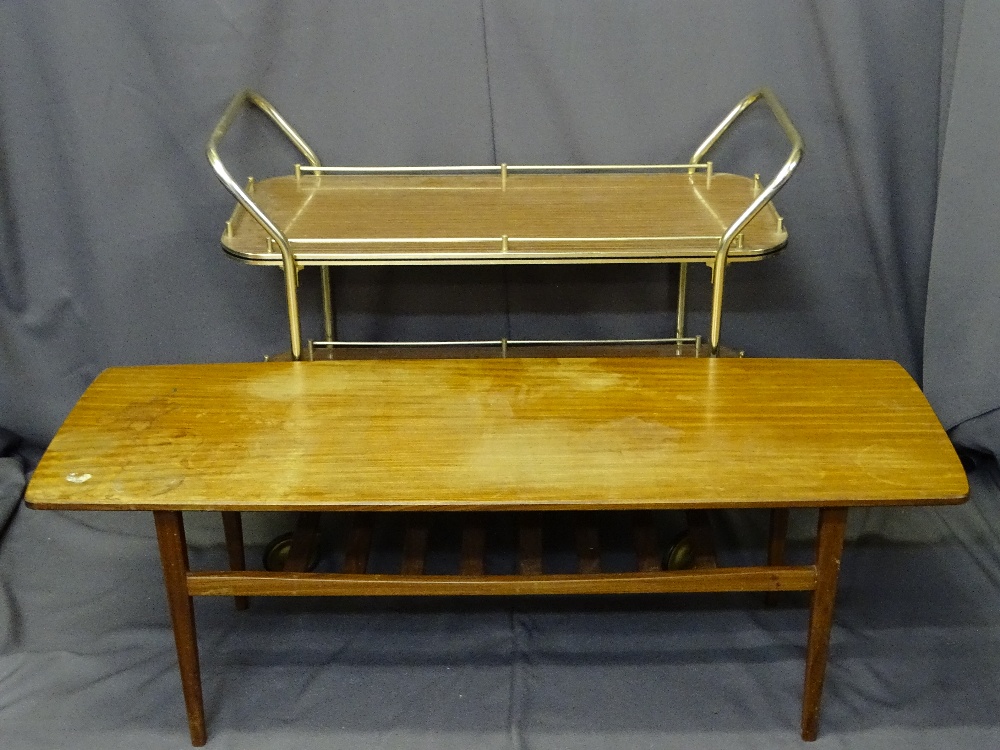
[1,1,954,445]
[924,0,1000,459]
[2,2,999,748]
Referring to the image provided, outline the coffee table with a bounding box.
[25,356,968,744]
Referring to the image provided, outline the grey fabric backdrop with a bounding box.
[1,0,959,446]
[3,2,1000,749]
[924,0,1000,460]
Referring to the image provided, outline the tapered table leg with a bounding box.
[801,507,848,741]
[154,511,207,747]
[221,511,249,610]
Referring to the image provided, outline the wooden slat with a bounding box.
[575,518,601,574]
[633,511,661,572]
[401,518,429,575]
[220,511,249,610]
[282,512,321,572]
[342,514,373,574]
[459,517,486,576]
[768,508,791,566]
[186,566,819,598]
[684,509,718,569]
[518,516,543,575]
[766,508,792,606]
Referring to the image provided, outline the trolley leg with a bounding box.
[709,256,727,355]
[320,266,335,342]
[801,507,848,741]
[221,512,249,610]
[282,261,303,360]
[675,262,689,340]
[154,511,207,747]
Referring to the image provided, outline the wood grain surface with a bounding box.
[26,358,968,512]
[222,172,787,264]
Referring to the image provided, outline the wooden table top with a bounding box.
[26,358,967,512]
[221,172,787,265]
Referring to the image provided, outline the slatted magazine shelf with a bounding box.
[207,87,803,359]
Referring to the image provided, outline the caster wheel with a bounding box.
[664,530,695,571]
[262,531,320,572]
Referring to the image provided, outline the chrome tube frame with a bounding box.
[690,88,804,354]
[208,89,801,359]
[207,90,322,360]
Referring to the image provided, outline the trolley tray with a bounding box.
[221,171,786,265]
